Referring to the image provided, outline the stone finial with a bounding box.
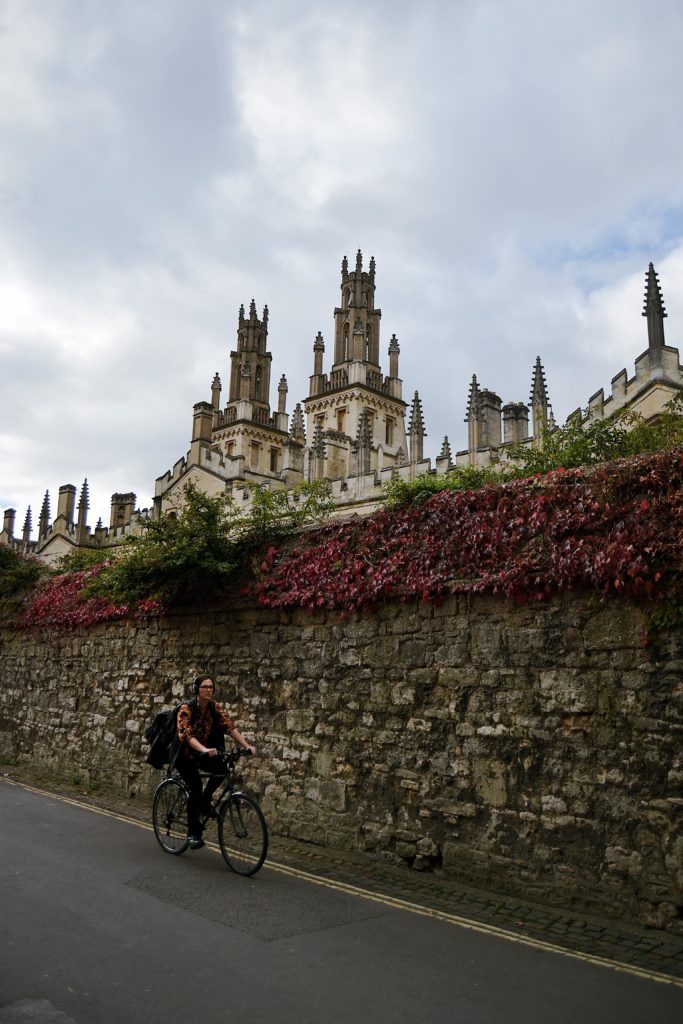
[439,436,453,462]
[311,421,326,459]
[263,304,269,323]
[388,333,400,353]
[249,298,257,319]
[239,302,245,320]
[530,356,549,406]
[38,490,50,539]
[77,479,89,528]
[465,374,481,422]
[356,408,373,448]
[22,506,32,543]
[642,262,667,350]
[395,445,407,466]
[369,256,376,279]
[314,331,325,351]
[277,374,288,414]
[290,402,306,442]
[355,248,363,272]
[407,391,426,436]
[211,372,222,410]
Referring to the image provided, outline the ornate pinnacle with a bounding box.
[212,372,221,388]
[642,262,667,349]
[407,391,426,436]
[369,256,376,279]
[465,374,481,422]
[313,330,325,351]
[78,479,89,510]
[249,298,257,319]
[278,374,288,392]
[355,248,362,272]
[23,506,32,535]
[388,333,400,353]
[239,303,245,320]
[39,490,50,520]
[356,408,373,448]
[643,262,667,319]
[311,421,326,459]
[530,356,549,406]
[290,402,306,441]
[439,436,453,463]
[341,255,348,275]
[262,304,269,322]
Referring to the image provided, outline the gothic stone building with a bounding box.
[2,257,682,562]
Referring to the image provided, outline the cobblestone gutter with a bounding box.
[0,592,681,933]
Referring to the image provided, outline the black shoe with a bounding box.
[187,835,205,850]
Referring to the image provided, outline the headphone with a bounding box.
[192,674,214,695]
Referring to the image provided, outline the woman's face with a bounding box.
[197,679,215,701]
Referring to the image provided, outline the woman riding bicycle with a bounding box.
[173,673,256,849]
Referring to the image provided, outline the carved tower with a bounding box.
[304,251,407,481]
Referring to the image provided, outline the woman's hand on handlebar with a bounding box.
[204,747,219,757]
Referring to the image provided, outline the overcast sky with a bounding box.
[2,0,683,530]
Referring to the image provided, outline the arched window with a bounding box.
[343,323,350,361]
[255,365,263,401]
[365,325,372,361]
[232,363,242,401]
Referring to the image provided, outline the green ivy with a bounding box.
[86,479,333,608]
[0,544,49,618]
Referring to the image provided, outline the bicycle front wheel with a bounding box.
[153,778,189,855]
[218,793,268,876]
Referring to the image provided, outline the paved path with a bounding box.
[1,778,682,1024]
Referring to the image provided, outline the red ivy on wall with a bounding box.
[19,563,164,630]
[252,448,683,612]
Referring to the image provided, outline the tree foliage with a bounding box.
[17,479,334,626]
[0,545,49,618]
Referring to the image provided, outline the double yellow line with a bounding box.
[3,776,681,990]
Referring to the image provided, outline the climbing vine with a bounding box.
[253,447,683,612]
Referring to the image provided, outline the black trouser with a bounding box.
[176,753,224,836]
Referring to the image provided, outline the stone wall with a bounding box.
[0,593,681,932]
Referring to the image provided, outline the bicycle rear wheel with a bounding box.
[218,793,268,876]
[153,778,189,855]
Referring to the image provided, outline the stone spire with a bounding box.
[642,262,667,350]
[22,506,32,547]
[38,491,50,541]
[407,392,426,463]
[77,479,89,529]
[388,333,400,378]
[439,436,452,462]
[211,372,222,410]
[530,357,550,438]
[465,374,481,422]
[290,402,306,443]
[278,374,288,415]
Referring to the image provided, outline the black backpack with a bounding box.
[144,703,183,769]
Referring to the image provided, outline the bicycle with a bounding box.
[152,748,269,876]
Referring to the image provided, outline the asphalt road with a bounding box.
[1,780,681,1024]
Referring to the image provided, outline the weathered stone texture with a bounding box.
[0,593,681,932]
